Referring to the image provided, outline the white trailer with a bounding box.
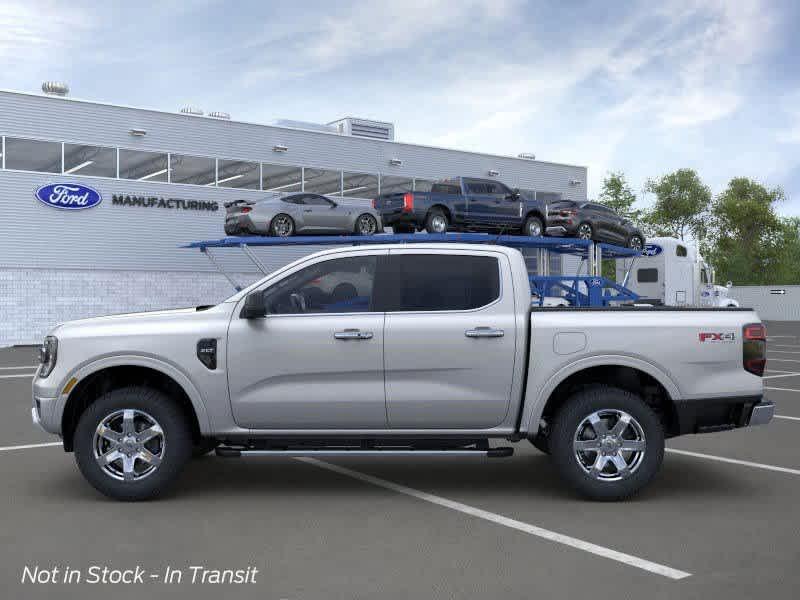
[617,236,739,307]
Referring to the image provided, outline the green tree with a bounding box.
[642,169,711,241]
[706,178,788,285]
[598,171,640,220]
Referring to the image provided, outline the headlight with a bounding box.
[38,336,58,378]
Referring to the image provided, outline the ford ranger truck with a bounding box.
[374,177,548,236]
[32,243,773,501]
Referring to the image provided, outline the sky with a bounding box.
[2,0,799,214]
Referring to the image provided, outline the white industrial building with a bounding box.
[0,84,589,345]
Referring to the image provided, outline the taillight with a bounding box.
[402,193,414,213]
[241,207,252,214]
[372,199,377,209]
[743,322,766,376]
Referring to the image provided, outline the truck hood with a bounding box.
[48,306,220,337]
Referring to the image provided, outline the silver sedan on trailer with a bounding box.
[224,193,383,237]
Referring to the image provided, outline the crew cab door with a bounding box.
[226,252,388,429]
[382,250,517,429]
[484,181,522,228]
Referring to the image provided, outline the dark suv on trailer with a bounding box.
[546,200,645,249]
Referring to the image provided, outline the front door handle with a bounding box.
[334,329,373,340]
[465,327,504,338]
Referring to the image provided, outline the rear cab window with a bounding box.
[637,268,659,283]
[383,254,500,311]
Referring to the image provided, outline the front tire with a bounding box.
[425,209,449,234]
[548,386,664,501]
[576,222,593,240]
[73,387,193,501]
[355,213,379,235]
[270,214,295,237]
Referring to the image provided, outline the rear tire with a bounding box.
[425,209,449,234]
[548,385,664,501]
[73,386,193,501]
[529,432,550,454]
[192,438,218,458]
[523,215,544,237]
[270,214,295,237]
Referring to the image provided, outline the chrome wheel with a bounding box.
[526,218,543,237]
[629,236,643,250]
[577,223,593,240]
[93,409,165,482]
[573,409,646,482]
[271,215,294,237]
[356,214,377,235]
[430,214,447,233]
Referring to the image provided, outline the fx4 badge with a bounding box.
[699,332,736,343]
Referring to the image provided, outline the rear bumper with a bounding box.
[672,395,773,435]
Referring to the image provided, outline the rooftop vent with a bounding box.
[42,81,69,96]
[271,119,337,134]
[518,152,536,160]
[208,111,231,120]
[329,117,395,141]
[180,106,204,116]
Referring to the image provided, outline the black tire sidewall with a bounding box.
[549,386,664,501]
[73,387,193,501]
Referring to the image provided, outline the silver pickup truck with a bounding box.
[32,243,773,501]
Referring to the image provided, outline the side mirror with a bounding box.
[508,188,521,200]
[329,201,338,208]
[726,281,733,289]
[240,291,267,319]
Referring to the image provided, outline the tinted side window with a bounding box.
[282,195,304,205]
[466,182,487,194]
[430,184,461,195]
[637,268,659,283]
[387,255,500,311]
[264,256,376,314]
[305,194,334,206]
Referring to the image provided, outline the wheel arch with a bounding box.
[525,358,682,438]
[268,212,295,235]
[427,204,452,222]
[61,357,211,451]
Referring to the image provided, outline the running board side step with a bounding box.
[216,447,514,458]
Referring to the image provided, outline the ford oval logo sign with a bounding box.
[642,244,663,257]
[35,183,102,210]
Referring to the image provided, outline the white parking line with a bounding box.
[0,442,61,453]
[766,358,800,364]
[770,345,800,350]
[298,457,691,580]
[0,365,39,370]
[763,373,800,380]
[666,448,800,476]
[0,374,36,380]
[764,369,799,375]
[766,386,800,393]
[768,350,800,355]
[775,415,800,422]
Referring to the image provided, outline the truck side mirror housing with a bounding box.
[726,281,733,289]
[240,291,267,319]
[509,188,521,200]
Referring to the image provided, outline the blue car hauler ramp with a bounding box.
[183,233,641,306]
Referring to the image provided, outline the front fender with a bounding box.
[60,354,212,435]
[522,354,682,434]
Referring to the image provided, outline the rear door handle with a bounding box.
[334,329,373,340]
[465,327,504,338]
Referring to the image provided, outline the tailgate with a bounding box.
[374,192,408,212]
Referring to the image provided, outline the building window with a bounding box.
[262,163,302,192]
[342,171,379,198]
[217,159,260,189]
[63,143,117,177]
[170,154,216,186]
[4,137,61,173]
[304,167,342,195]
[380,176,413,195]
[119,149,168,182]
